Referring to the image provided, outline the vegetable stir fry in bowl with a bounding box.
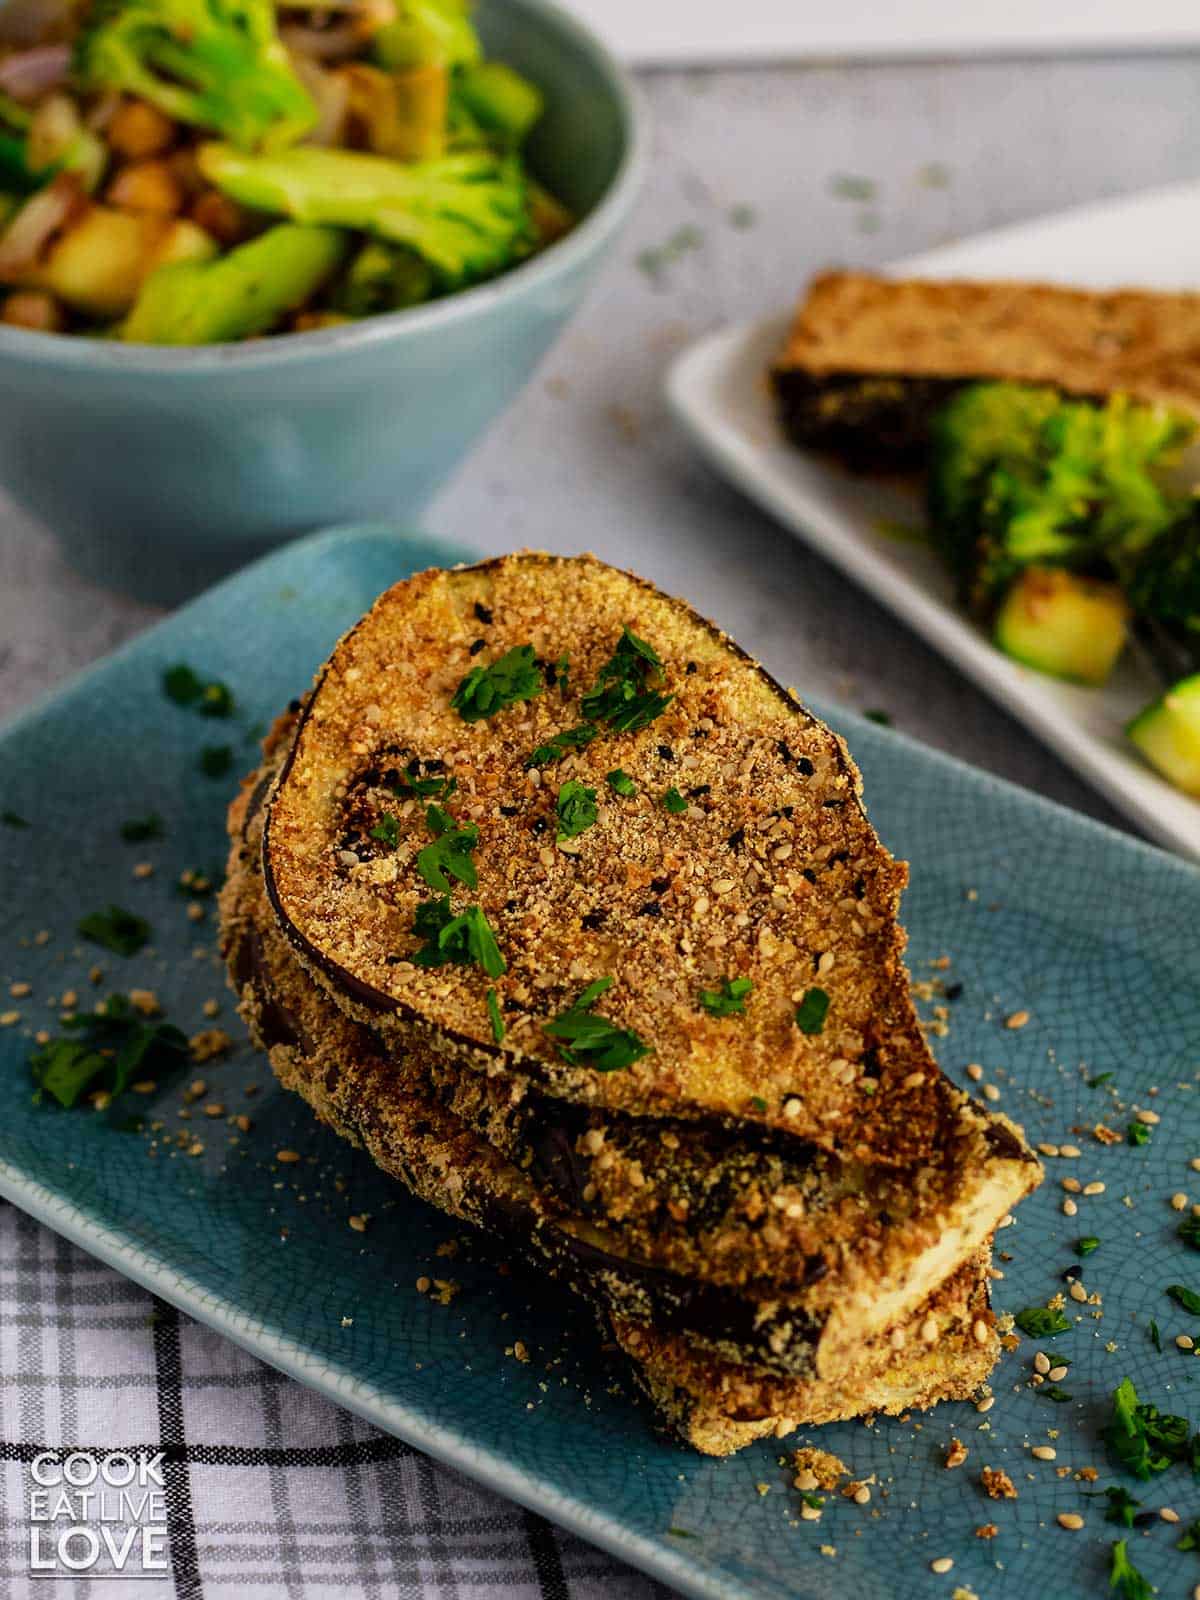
[0,0,574,341]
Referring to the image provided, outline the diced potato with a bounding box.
[1,289,65,332]
[189,188,254,246]
[107,159,185,216]
[26,206,216,316]
[108,100,176,161]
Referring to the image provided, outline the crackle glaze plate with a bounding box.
[667,178,1200,865]
[2,524,1200,1600]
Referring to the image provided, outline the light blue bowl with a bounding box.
[0,0,645,602]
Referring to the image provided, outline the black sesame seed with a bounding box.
[829,851,849,866]
[685,662,698,675]
[638,901,662,917]
[1062,1264,1082,1281]
[945,982,964,1002]
[688,784,711,798]
[504,898,518,912]
[499,804,519,817]
[581,909,606,931]
[650,875,670,894]
[469,638,486,656]
[287,697,302,713]
[692,728,708,740]
[727,827,745,851]
[473,601,493,625]
[796,756,815,777]
[657,745,674,761]
[801,868,817,884]
[853,877,866,898]
[531,817,548,835]
[822,798,845,809]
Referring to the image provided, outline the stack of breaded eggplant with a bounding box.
[219,553,1041,1455]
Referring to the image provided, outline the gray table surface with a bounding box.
[8,55,1200,834]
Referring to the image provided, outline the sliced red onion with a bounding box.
[0,44,71,101]
[0,173,84,278]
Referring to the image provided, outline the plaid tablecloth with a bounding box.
[0,1201,669,1600]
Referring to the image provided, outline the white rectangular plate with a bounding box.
[666,179,1200,862]
[562,0,1200,64]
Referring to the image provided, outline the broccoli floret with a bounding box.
[334,239,435,317]
[453,61,543,146]
[928,382,1194,613]
[372,0,480,70]
[74,0,316,150]
[198,143,533,289]
[1127,511,1200,630]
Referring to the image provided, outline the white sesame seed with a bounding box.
[1135,1108,1160,1125]
[1061,1177,1081,1193]
[1037,1143,1060,1157]
[998,1214,1015,1229]
[889,1327,906,1350]
[1069,1280,1088,1302]
[983,1084,1000,1102]
[853,1485,871,1505]
[1059,1144,1082,1159]
[1047,1365,1069,1382]
[1033,1352,1050,1375]
[972,1318,990,1345]
[1178,1335,1195,1351]
[930,1557,953,1574]
[1031,1446,1056,1461]
[1005,1010,1030,1029]
[783,1098,801,1120]
[975,1395,995,1413]
[1173,1193,1190,1212]
[1057,1513,1084,1530]
[920,1316,939,1344]
[1063,1198,1078,1217]
[966,1063,984,1082]
[1083,1181,1106,1196]
[1161,1507,1181,1523]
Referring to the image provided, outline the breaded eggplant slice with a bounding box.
[614,1250,996,1457]
[225,747,1010,1382]
[261,554,1039,1203]
[772,271,1200,465]
[224,811,999,1438]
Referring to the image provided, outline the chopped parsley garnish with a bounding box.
[863,709,892,725]
[163,663,235,716]
[581,625,673,735]
[370,813,400,848]
[30,994,187,1109]
[1167,1283,1200,1316]
[1090,1486,1141,1528]
[666,1527,696,1540]
[556,780,597,841]
[1128,1121,1151,1147]
[750,1095,768,1113]
[199,745,233,778]
[1178,1517,1200,1551]
[1180,1216,1200,1251]
[393,762,457,802]
[662,787,687,815]
[1105,1376,1190,1478]
[526,724,598,769]
[1075,1236,1101,1257]
[606,769,637,797]
[1109,1539,1154,1600]
[417,805,479,891]
[543,653,570,693]
[409,897,505,978]
[451,644,541,723]
[1013,1305,1070,1339]
[1040,1385,1073,1402]
[794,987,830,1036]
[77,905,151,958]
[2,808,29,828]
[119,813,163,843]
[699,977,752,1017]
[1149,1319,1163,1353]
[175,869,213,899]
[486,987,505,1044]
[1087,1070,1114,1087]
[544,977,649,1073]
[798,1492,825,1511]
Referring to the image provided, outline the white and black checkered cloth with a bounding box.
[0,1202,671,1600]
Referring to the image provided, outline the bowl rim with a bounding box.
[0,0,647,375]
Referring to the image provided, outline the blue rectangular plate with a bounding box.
[3,525,1199,1600]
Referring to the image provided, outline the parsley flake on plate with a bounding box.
[392,759,457,801]
[1128,1120,1151,1146]
[451,644,541,723]
[1,808,29,828]
[417,805,479,891]
[77,905,151,958]
[606,769,636,797]
[1167,1283,1200,1316]
[794,987,830,1035]
[1180,1216,1200,1251]
[409,897,504,979]
[699,977,752,1017]
[1013,1305,1071,1339]
[1075,1236,1101,1257]
[662,787,687,815]
[486,987,505,1044]
[163,663,235,717]
[199,745,233,779]
[370,813,400,848]
[1109,1538,1153,1600]
[1088,1486,1141,1528]
[119,813,164,843]
[1105,1376,1189,1478]
[526,723,598,769]
[556,780,597,841]
[30,994,188,1109]
[544,977,649,1073]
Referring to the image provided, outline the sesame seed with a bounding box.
[1191,1158,1200,1173]
[276,1149,301,1164]
[1037,1143,1060,1157]
[1178,1335,1195,1351]
[920,1316,939,1344]
[1135,1108,1160,1125]
[1063,1199,1078,1217]
[966,1063,983,1082]
[1069,1280,1088,1302]
[853,1485,871,1505]
[1033,1352,1050,1375]
[983,1084,1000,1102]
[202,999,220,1018]
[130,1080,156,1094]
[415,1276,430,1293]
[234,1115,251,1133]
[1172,1193,1189,1212]
[202,1103,224,1118]
[972,1318,990,1345]
[783,1098,801,1120]
[889,1327,906,1350]
[1161,1507,1181,1523]
[1083,1181,1105,1196]
[0,1011,19,1026]
[9,982,30,998]
[930,1557,953,1575]
[1057,1513,1084,1530]
[187,1142,204,1157]
[998,1214,1015,1229]
[187,902,205,922]
[1061,1177,1081,1193]
[1005,1010,1030,1030]
[1059,1144,1082,1159]
[348,1215,367,1233]
[1047,1365,1069,1382]
[975,1395,994,1413]
[1031,1446,1056,1461]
